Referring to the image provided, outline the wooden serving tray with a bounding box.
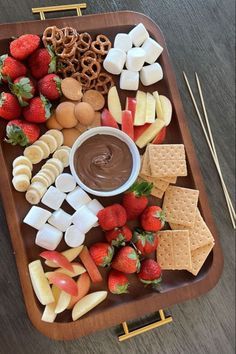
[0,11,223,340]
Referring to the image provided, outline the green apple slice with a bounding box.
[134,91,146,126]
[153,91,164,120]
[72,291,108,321]
[136,119,165,148]
[145,92,156,123]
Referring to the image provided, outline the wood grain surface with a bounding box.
[0,0,235,353]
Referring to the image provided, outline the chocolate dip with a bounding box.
[74,134,133,191]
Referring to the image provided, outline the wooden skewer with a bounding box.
[183,71,235,229]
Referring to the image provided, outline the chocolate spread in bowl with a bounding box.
[74,134,133,191]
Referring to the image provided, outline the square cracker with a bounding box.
[188,242,214,276]
[138,176,164,199]
[163,186,199,227]
[139,173,169,191]
[159,176,177,184]
[140,149,151,176]
[148,144,186,161]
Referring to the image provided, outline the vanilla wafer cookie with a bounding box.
[188,242,214,276]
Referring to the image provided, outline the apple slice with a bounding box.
[152,126,167,144]
[55,290,71,314]
[159,95,172,126]
[145,92,156,123]
[41,285,61,323]
[72,291,108,321]
[79,246,103,283]
[135,119,165,148]
[153,91,164,120]
[46,262,86,279]
[67,272,91,309]
[45,245,84,268]
[108,86,122,124]
[134,91,146,126]
[47,272,78,296]
[121,110,134,140]
[101,109,119,128]
[134,123,151,141]
[125,97,136,122]
[40,250,74,272]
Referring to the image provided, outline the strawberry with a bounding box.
[105,225,132,247]
[141,206,165,232]
[89,242,114,267]
[0,55,26,82]
[38,74,62,101]
[5,119,40,146]
[10,76,35,106]
[152,127,167,144]
[23,94,51,123]
[138,259,162,285]
[28,47,56,79]
[122,181,153,220]
[10,34,40,60]
[132,229,158,255]
[112,246,140,274]
[101,109,119,128]
[108,269,129,294]
[0,92,21,120]
[97,204,127,231]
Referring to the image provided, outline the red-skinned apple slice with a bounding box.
[67,272,91,309]
[46,262,86,279]
[152,126,167,144]
[101,109,119,128]
[121,110,134,140]
[134,123,151,141]
[47,272,78,296]
[45,245,84,268]
[125,97,136,122]
[79,246,103,283]
[40,250,74,272]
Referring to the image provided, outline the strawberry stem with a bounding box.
[129,181,153,197]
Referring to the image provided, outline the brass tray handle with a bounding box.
[32,3,87,20]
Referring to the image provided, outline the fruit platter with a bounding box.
[0,12,223,340]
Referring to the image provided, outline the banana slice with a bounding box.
[42,163,59,179]
[58,145,71,152]
[45,130,64,148]
[53,149,70,168]
[41,168,56,183]
[37,171,54,186]
[31,174,50,188]
[12,174,30,192]
[24,145,44,164]
[34,140,50,159]
[25,189,41,204]
[44,158,64,174]
[40,135,58,154]
[29,181,47,197]
[12,156,33,170]
[12,165,32,179]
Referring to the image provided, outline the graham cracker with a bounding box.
[148,144,186,161]
[138,176,164,199]
[157,230,192,270]
[188,242,214,276]
[159,176,177,184]
[163,186,199,227]
[139,173,169,191]
[140,149,151,176]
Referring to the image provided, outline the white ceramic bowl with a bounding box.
[69,127,141,197]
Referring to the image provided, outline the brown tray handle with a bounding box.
[118,309,173,341]
[32,3,87,20]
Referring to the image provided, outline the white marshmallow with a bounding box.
[23,206,51,231]
[48,209,72,232]
[103,48,126,75]
[65,225,85,248]
[72,205,98,234]
[41,186,66,210]
[120,70,139,91]
[114,33,132,52]
[126,47,146,72]
[55,173,76,193]
[128,23,149,47]
[35,224,63,250]
[87,199,104,215]
[140,63,163,86]
[141,38,163,64]
[66,187,91,210]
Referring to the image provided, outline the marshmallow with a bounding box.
[126,47,146,72]
[120,70,139,91]
[48,209,72,232]
[141,38,163,64]
[35,224,63,250]
[23,206,51,230]
[128,23,149,47]
[140,63,163,86]
[103,48,126,75]
[65,225,85,248]
[55,173,76,193]
[114,33,132,52]
[87,199,104,215]
[41,186,66,210]
[72,205,98,234]
[66,187,91,210]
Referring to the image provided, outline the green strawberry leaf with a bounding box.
[40,94,52,119]
[54,76,62,95]
[5,125,29,146]
[114,283,129,294]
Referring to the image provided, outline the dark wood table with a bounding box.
[0,1,234,353]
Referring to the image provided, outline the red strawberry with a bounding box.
[38,74,62,101]
[97,204,127,231]
[152,127,167,144]
[10,76,35,106]
[112,246,140,274]
[0,92,21,120]
[23,95,51,123]
[28,47,56,79]
[122,181,153,220]
[5,119,40,146]
[0,55,26,82]
[105,225,132,247]
[10,34,40,60]
[138,259,162,285]
[132,229,158,255]
[101,109,119,128]
[89,242,114,267]
[108,269,129,294]
[141,206,165,232]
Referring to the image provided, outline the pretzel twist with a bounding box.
[42,26,64,49]
[61,27,78,47]
[81,57,101,80]
[91,34,111,55]
[95,72,114,95]
[77,32,92,53]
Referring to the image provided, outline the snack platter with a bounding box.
[0,11,223,340]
